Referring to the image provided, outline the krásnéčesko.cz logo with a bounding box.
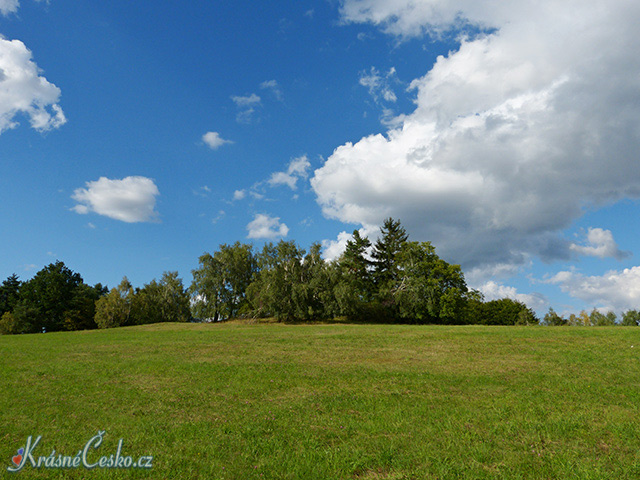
[7,430,153,472]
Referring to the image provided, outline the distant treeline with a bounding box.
[1,218,639,334]
[0,266,191,334]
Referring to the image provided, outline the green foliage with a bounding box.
[138,272,191,324]
[191,242,256,321]
[371,218,408,312]
[0,274,21,316]
[96,273,191,328]
[247,241,302,320]
[334,230,375,320]
[94,277,135,329]
[248,241,334,321]
[394,241,469,324]
[292,243,336,320]
[12,261,103,333]
[0,312,19,335]
[515,307,539,325]
[621,309,640,326]
[2,219,554,329]
[589,308,617,326]
[543,307,568,326]
[475,298,538,326]
[460,290,484,325]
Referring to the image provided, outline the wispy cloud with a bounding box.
[193,186,212,198]
[260,80,283,101]
[231,93,261,123]
[0,0,18,16]
[212,210,225,224]
[233,155,312,202]
[359,66,398,103]
[268,155,311,190]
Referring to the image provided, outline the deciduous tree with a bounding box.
[191,242,256,321]
[621,309,640,326]
[94,277,135,329]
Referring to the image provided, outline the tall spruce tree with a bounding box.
[371,218,408,286]
[342,230,372,295]
[371,218,408,317]
[335,230,375,319]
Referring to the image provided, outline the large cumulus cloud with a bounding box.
[313,0,640,274]
[0,37,66,134]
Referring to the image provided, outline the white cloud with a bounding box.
[321,230,354,261]
[233,189,246,201]
[231,93,261,107]
[71,176,160,223]
[546,267,640,311]
[246,213,289,239]
[231,93,261,123]
[479,281,548,311]
[321,227,376,261]
[268,155,311,190]
[0,0,47,16]
[465,262,531,289]
[569,228,630,260]
[0,0,18,16]
[313,0,640,274]
[357,32,374,41]
[193,185,211,198]
[0,37,66,134]
[340,0,510,38]
[212,210,225,224]
[202,131,232,150]
[269,172,298,190]
[359,66,397,103]
[260,80,283,101]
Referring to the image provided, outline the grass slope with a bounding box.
[1,322,640,479]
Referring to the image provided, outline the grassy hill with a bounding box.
[1,322,640,479]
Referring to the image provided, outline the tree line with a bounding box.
[1,218,638,334]
[0,264,191,334]
[189,218,539,325]
[542,307,640,326]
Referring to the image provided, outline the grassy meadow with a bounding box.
[1,322,640,479]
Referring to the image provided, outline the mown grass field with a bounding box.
[1,322,640,479]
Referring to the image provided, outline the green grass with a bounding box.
[1,322,640,479]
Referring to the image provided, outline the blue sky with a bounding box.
[2,0,640,316]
